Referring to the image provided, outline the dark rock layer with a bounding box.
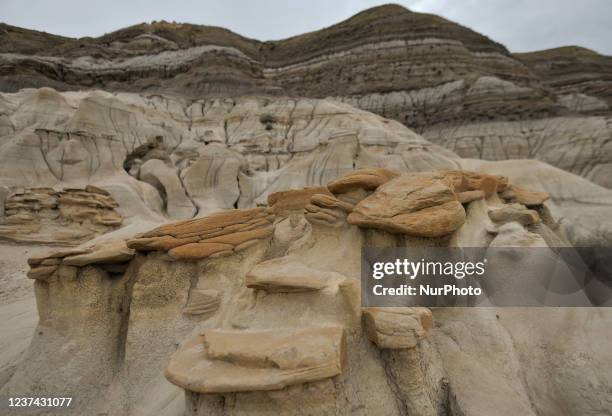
[3,5,609,128]
[1,4,611,187]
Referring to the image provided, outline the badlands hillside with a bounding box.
[2,4,612,187]
[0,4,611,416]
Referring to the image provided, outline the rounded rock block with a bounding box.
[165,326,346,393]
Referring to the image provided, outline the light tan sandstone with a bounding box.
[488,204,541,226]
[246,257,347,293]
[327,168,399,194]
[363,307,433,349]
[348,173,466,237]
[165,326,346,393]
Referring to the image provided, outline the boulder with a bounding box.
[268,187,333,215]
[165,326,346,393]
[246,257,347,293]
[61,240,135,267]
[310,193,355,213]
[500,185,550,206]
[348,173,466,237]
[488,204,541,226]
[127,207,275,260]
[363,307,433,349]
[327,168,399,194]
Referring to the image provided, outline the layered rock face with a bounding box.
[0,186,122,244]
[0,88,457,225]
[0,5,563,125]
[2,5,611,188]
[0,5,559,125]
[515,46,612,114]
[5,163,612,416]
[1,5,612,416]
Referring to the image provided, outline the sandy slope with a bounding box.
[0,244,53,387]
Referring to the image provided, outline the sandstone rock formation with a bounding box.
[165,326,346,393]
[342,169,503,237]
[0,186,122,244]
[3,164,610,416]
[27,240,135,280]
[363,307,433,349]
[347,173,467,237]
[1,6,612,416]
[127,207,275,260]
[327,168,399,194]
[246,257,347,293]
[0,88,456,227]
[488,203,540,226]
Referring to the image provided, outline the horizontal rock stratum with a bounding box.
[2,5,610,123]
[0,186,122,245]
[0,88,460,227]
[2,5,611,188]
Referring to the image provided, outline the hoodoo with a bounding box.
[1,3,611,416]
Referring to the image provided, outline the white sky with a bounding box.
[2,0,611,54]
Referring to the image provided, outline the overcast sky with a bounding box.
[2,0,611,54]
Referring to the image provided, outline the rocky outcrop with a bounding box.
[2,6,612,192]
[488,203,540,226]
[1,9,612,414]
[347,172,467,237]
[343,169,503,237]
[515,46,612,114]
[246,257,347,293]
[26,240,135,280]
[126,207,275,260]
[165,326,346,393]
[363,307,433,349]
[327,168,399,194]
[0,186,122,245]
[0,88,456,228]
[3,162,612,416]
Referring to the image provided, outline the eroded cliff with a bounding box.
[3,165,612,416]
[2,5,611,189]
